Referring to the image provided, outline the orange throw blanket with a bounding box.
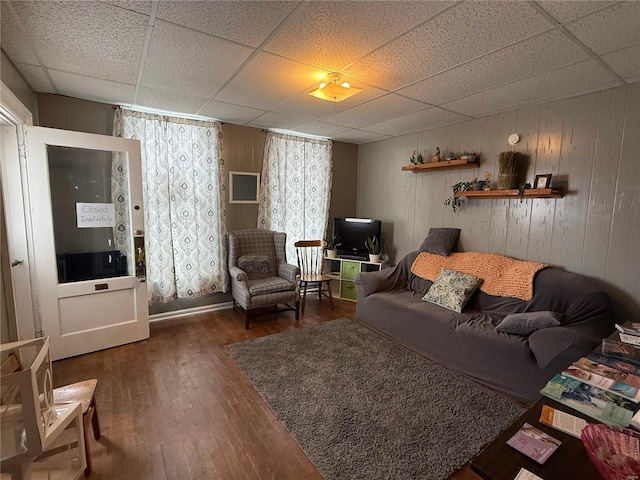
[411,252,548,301]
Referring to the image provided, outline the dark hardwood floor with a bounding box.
[53,297,482,480]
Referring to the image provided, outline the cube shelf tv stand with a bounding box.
[324,256,386,302]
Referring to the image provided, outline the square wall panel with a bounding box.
[345,1,553,90]
[142,20,254,99]
[602,44,640,84]
[15,64,56,94]
[49,70,136,106]
[215,52,323,111]
[247,111,314,131]
[263,1,453,71]
[323,94,428,129]
[134,87,209,116]
[566,2,640,55]
[398,30,588,105]
[7,1,148,84]
[197,100,265,125]
[293,121,350,138]
[102,1,153,15]
[332,129,390,145]
[1,3,39,65]
[536,1,615,23]
[441,60,619,118]
[155,1,298,48]
[364,108,468,136]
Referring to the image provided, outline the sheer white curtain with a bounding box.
[257,132,333,262]
[113,108,228,303]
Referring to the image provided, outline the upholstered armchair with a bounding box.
[227,229,300,328]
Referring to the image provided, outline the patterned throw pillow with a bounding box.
[419,228,461,256]
[238,255,271,280]
[421,268,482,313]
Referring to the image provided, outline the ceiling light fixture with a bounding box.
[309,72,362,102]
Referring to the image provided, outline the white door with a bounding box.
[25,126,148,360]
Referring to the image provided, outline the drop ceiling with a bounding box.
[2,1,639,144]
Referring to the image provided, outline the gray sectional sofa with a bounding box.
[355,250,615,405]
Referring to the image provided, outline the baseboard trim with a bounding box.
[149,302,233,323]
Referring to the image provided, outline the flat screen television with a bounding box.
[333,218,382,260]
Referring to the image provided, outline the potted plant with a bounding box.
[365,236,382,263]
[325,235,341,258]
[471,178,485,191]
[444,181,472,212]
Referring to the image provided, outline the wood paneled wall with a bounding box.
[358,84,640,320]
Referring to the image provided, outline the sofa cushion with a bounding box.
[238,255,271,279]
[419,228,460,256]
[422,268,482,313]
[248,276,296,296]
[496,311,563,336]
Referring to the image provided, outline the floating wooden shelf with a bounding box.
[455,187,564,199]
[402,158,480,173]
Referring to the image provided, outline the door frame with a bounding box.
[1,81,36,342]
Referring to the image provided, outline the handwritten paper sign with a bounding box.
[76,203,115,228]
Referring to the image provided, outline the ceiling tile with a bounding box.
[292,121,350,138]
[398,30,589,105]
[1,3,40,65]
[197,100,265,125]
[323,94,428,129]
[441,60,619,117]
[364,107,467,136]
[134,87,209,115]
[264,1,453,71]
[49,70,136,105]
[215,52,321,111]
[155,1,297,48]
[141,20,254,99]
[102,1,153,16]
[247,111,314,131]
[332,129,390,145]
[345,1,553,90]
[536,1,615,23]
[565,2,640,55]
[7,1,148,84]
[602,44,640,84]
[14,63,56,93]
[272,82,387,120]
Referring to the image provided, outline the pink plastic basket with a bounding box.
[581,424,640,480]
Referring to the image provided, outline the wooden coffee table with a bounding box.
[470,397,600,480]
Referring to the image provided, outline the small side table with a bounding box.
[471,398,599,480]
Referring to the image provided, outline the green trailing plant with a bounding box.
[444,181,472,212]
[517,183,532,202]
[325,234,342,250]
[365,236,382,255]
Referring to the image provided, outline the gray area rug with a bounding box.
[225,318,525,480]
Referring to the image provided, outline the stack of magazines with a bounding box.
[539,323,640,429]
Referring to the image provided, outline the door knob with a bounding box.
[11,259,24,267]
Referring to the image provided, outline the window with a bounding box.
[257,132,333,262]
[114,108,228,302]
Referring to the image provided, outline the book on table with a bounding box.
[506,422,561,464]
[587,352,640,377]
[539,404,588,438]
[539,373,638,427]
[562,366,640,402]
[600,338,640,367]
[574,357,640,388]
[615,323,640,336]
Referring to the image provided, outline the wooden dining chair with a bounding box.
[294,240,334,313]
